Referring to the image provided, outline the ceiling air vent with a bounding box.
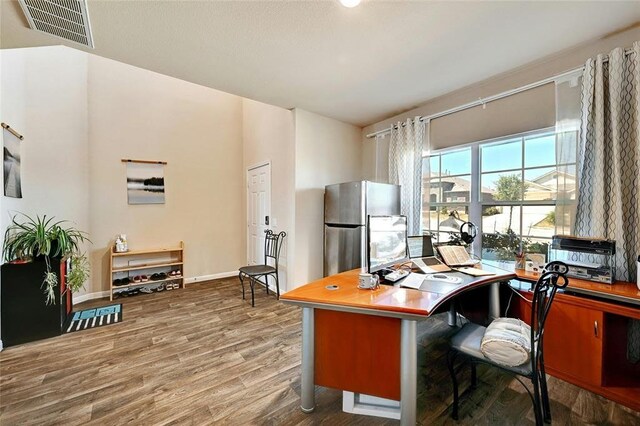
[18,0,94,48]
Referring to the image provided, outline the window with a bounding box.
[422,148,472,243]
[421,128,577,261]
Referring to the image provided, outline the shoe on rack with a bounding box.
[140,286,153,294]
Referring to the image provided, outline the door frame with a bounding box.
[246,160,272,264]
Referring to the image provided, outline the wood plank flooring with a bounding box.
[1,277,638,425]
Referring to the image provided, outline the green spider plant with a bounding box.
[3,213,91,305]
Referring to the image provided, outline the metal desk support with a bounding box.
[301,307,315,413]
[400,319,417,425]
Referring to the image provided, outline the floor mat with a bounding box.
[66,304,122,333]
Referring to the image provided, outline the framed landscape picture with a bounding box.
[126,162,165,204]
[3,134,22,198]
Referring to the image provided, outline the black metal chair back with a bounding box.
[530,261,569,378]
[264,230,286,273]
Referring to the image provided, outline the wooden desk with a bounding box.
[505,266,640,412]
[281,266,516,425]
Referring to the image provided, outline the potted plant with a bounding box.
[2,213,90,304]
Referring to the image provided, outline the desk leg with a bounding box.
[489,282,501,320]
[301,307,315,413]
[400,319,417,426]
[448,303,457,327]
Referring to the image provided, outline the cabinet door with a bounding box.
[543,301,603,387]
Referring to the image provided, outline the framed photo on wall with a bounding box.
[126,161,165,205]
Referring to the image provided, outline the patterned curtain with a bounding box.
[575,41,640,283]
[389,117,426,235]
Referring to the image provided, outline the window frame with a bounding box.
[423,146,472,242]
[422,126,577,257]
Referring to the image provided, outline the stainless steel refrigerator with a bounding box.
[324,181,401,276]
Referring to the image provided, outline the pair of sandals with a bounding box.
[169,270,182,278]
[115,288,140,298]
[164,281,180,290]
[150,272,168,281]
[132,275,149,283]
[113,278,130,287]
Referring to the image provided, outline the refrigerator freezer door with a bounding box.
[324,182,366,226]
[365,182,401,216]
[324,225,365,276]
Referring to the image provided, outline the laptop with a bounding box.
[407,235,451,273]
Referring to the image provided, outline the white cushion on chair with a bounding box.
[480,317,531,367]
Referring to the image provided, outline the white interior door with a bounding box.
[247,163,271,266]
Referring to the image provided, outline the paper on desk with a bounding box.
[400,273,425,289]
[456,267,495,276]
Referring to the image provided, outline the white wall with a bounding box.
[242,98,295,290]
[87,55,245,294]
[0,46,90,267]
[1,47,246,299]
[292,108,362,287]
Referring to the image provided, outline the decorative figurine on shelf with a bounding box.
[115,234,128,253]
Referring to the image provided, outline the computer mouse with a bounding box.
[433,274,447,279]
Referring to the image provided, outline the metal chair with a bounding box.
[446,261,569,425]
[238,230,286,307]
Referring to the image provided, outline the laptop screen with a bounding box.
[407,235,435,259]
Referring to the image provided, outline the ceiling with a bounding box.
[2,1,639,127]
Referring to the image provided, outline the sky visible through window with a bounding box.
[430,134,558,177]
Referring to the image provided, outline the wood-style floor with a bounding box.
[1,277,638,425]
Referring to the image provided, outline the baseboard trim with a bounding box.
[71,272,239,305]
[73,291,111,305]
[184,271,238,284]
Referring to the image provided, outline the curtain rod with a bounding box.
[1,122,24,140]
[121,159,167,165]
[365,47,635,140]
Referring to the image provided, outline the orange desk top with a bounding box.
[281,266,516,317]
[510,265,640,305]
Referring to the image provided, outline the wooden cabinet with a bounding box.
[509,287,640,411]
[108,242,184,300]
[543,301,603,387]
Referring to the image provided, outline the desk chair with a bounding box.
[239,230,286,307]
[446,261,569,425]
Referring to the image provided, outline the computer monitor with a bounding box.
[407,235,435,259]
[367,215,408,274]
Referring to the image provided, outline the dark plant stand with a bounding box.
[1,258,72,347]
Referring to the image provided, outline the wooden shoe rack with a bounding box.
[109,242,184,301]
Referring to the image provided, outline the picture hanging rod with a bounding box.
[1,123,24,140]
[121,159,167,165]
